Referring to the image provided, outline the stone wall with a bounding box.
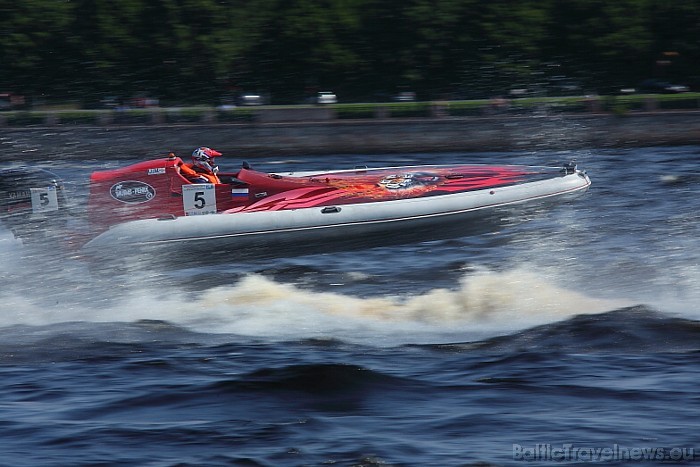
[2,112,699,162]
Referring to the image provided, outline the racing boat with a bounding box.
[0,154,591,260]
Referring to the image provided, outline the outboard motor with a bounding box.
[0,167,69,243]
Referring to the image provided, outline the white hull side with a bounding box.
[82,170,590,258]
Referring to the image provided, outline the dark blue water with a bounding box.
[1,146,699,466]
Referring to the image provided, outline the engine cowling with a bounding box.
[0,167,68,243]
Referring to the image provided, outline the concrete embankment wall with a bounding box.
[2,111,700,162]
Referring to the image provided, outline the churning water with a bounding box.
[1,146,699,466]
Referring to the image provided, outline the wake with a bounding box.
[0,250,629,344]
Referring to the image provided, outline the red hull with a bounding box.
[88,157,558,230]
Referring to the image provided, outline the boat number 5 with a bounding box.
[193,191,206,209]
[182,184,217,215]
[30,186,59,213]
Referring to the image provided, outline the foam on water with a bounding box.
[0,249,629,345]
[177,270,628,339]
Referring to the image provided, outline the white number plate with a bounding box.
[30,186,59,213]
[182,184,217,215]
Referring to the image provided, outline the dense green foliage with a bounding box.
[1,0,698,105]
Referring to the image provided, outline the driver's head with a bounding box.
[192,147,222,173]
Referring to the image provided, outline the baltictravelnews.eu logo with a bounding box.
[513,444,695,462]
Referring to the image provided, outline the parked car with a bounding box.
[99,96,121,109]
[638,79,689,94]
[128,95,159,108]
[546,77,583,96]
[393,91,416,102]
[238,93,264,106]
[0,92,26,111]
[508,86,533,98]
[316,91,337,104]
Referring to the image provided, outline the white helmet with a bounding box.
[192,147,222,173]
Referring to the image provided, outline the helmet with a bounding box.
[192,147,222,173]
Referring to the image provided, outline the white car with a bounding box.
[316,92,337,104]
[239,94,263,105]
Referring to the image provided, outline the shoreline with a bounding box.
[2,111,700,162]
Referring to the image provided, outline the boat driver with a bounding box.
[179,147,222,184]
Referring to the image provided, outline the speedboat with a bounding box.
[0,154,591,260]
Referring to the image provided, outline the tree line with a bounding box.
[1,0,698,105]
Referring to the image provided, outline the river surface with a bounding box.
[1,145,699,466]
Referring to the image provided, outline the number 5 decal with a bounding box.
[193,191,206,209]
[182,184,217,215]
[30,186,59,213]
